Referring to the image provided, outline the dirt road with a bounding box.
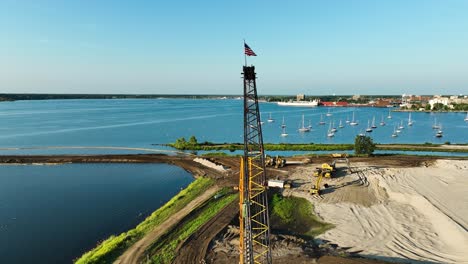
[113,185,220,264]
[173,200,238,264]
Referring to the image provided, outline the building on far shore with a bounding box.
[407,94,468,110]
[321,101,348,107]
[428,95,450,109]
[373,99,392,107]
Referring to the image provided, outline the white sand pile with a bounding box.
[312,160,468,263]
[193,158,227,172]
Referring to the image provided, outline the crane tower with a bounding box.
[239,65,272,264]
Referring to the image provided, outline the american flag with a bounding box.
[244,43,257,56]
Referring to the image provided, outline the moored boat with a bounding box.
[350,111,358,126]
[277,99,319,107]
[371,116,377,129]
[298,114,310,132]
[267,112,275,123]
[366,120,373,132]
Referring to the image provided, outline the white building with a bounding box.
[428,97,450,109]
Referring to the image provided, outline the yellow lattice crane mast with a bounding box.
[239,64,272,264]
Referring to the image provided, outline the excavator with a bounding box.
[310,169,329,195]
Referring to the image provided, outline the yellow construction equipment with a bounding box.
[313,161,336,178]
[331,153,348,158]
[310,170,328,195]
[265,155,286,168]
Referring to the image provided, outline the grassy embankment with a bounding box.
[75,177,214,264]
[168,140,468,154]
[270,194,333,237]
[167,140,354,152]
[148,189,238,263]
[375,143,468,153]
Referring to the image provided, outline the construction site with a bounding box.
[5,152,467,263]
[75,63,468,263]
[4,63,466,264]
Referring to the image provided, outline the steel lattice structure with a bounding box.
[239,66,272,264]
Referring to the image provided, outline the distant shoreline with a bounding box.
[393,109,468,113]
[2,94,466,113]
[0,93,426,102]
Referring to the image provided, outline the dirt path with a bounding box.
[114,185,220,264]
[173,200,238,264]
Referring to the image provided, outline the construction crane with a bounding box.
[239,65,272,264]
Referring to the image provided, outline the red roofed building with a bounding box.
[321,101,348,107]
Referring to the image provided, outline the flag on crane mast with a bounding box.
[244,43,257,56]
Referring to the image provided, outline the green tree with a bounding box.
[188,136,198,145]
[425,104,431,111]
[354,135,376,155]
[432,103,445,111]
[174,137,187,149]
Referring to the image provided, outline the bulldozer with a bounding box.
[313,161,336,178]
[265,155,286,168]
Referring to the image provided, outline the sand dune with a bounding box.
[287,159,468,263]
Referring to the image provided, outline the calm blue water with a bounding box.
[0,163,193,264]
[0,99,467,155]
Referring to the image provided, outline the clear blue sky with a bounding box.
[1,0,468,95]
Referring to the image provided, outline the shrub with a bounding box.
[354,135,376,155]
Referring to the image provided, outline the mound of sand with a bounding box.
[287,159,468,263]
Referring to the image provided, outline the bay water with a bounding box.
[0,163,192,263]
[0,99,467,155]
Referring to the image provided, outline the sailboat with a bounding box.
[366,120,373,132]
[308,119,312,129]
[380,115,386,126]
[319,114,326,125]
[298,114,310,132]
[391,126,398,137]
[358,130,366,137]
[408,113,413,126]
[432,117,440,129]
[331,121,337,133]
[260,114,265,125]
[349,111,358,126]
[465,112,468,121]
[281,116,286,128]
[398,120,404,130]
[435,124,443,138]
[387,109,392,119]
[326,108,332,117]
[338,119,344,128]
[345,115,350,124]
[267,113,275,123]
[371,116,377,129]
[281,126,288,137]
[327,122,335,137]
[396,122,402,133]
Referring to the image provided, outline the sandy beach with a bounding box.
[285,159,468,263]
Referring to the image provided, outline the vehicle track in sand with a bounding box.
[113,185,220,264]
